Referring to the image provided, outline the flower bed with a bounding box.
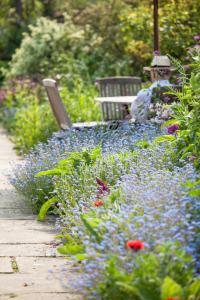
[10,54,200,300]
[11,121,200,299]
[11,123,160,211]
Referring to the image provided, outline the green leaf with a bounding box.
[134,140,150,149]
[36,168,62,177]
[80,214,101,242]
[138,285,160,300]
[189,189,200,197]
[37,197,57,221]
[187,278,200,297]
[161,277,183,300]
[180,144,194,159]
[184,179,200,188]
[57,243,84,255]
[116,282,138,294]
[58,158,70,166]
[75,253,88,261]
[161,119,179,129]
[154,135,176,144]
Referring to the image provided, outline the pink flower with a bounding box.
[193,35,200,41]
[188,155,197,162]
[167,124,179,134]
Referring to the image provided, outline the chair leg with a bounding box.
[101,103,105,122]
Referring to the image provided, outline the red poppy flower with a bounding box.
[94,200,104,207]
[165,298,180,300]
[126,240,144,251]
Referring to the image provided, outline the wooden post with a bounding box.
[153,0,159,52]
[15,0,23,20]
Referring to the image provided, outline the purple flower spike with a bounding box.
[0,89,7,102]
[167,124,179,134]
[193,35,200,41]
[96,177,110,194]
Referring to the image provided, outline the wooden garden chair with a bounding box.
[43,79,72,129]
[95,76,142,121]
[43,79,102,130]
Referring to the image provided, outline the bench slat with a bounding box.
[94,96,137,104]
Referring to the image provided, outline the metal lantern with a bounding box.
[144,55,173,82]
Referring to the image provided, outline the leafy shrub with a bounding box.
[0,79,58,153]
[7,17,64,78]
[12,102,58,154]
[169,52,200,170]
[60,80,101,122]
[0,77,101,153]
[6,1,200,82]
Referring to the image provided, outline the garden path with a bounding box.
[0,126,81,300]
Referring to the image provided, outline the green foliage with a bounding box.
[166,53,200,169]
[36,146,102,177]
[13,101,57,154]
[161,277,182,299]
[0,80,58,153]
[0,77,100,154]
[7,17,64,78]
[1,0,200,154]
[60,81,101,121]
[34,146,103,214]
[80,214,101,243]
[154,135,176,144]
[37,196,58,221]
[95,245,197,300]
[3,0,200,82]
[57,243,84,256]
[0,0,43,60]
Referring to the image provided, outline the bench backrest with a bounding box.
[95,76,142,97]
[42,79,72,129]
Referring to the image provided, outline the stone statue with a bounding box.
[131,79,172,122]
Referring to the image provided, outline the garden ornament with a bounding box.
[131,79,172,122]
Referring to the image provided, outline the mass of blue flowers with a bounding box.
[11,123,200,299]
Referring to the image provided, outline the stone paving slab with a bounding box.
[0,209,34,219]
[0,272,75,293]
[0,220,56,243]
[0,244,60,257]
[0,190,29,209]
[0,293,82,300]
[16,257,68,274]
[0,126,82,299]
[0,257,13,274]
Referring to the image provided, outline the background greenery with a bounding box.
[1,0,200,80]
[0,0,200,153]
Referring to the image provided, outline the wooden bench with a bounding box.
[95,76,142,121]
